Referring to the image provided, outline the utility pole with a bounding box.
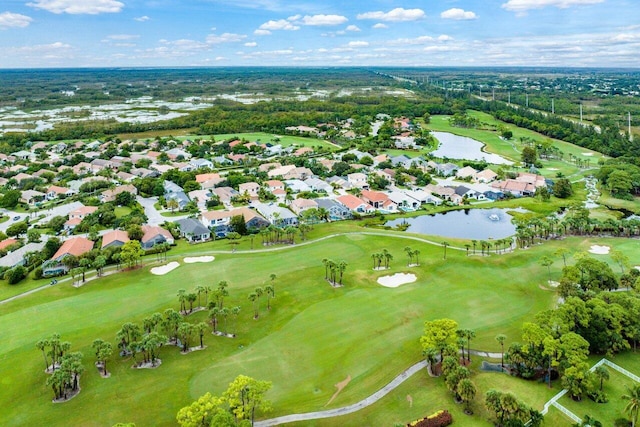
[580,104,583,122]
[551,99,555,114]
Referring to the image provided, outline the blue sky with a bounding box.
[0,0,638,68]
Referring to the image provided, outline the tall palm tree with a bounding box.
[231,306,241,336]
[177,289,187,313]
[337,261,347,286]
[413,249,420,266]
[322,258,329,279]
[265,284,275,310]
[404,246,413,266]
[248,292,258,319]
[269,273,276,297]
[495,334,507,368]
[471,240,477,254]
[594,366,609,391]
[442,241,449,260]
[219,307,230,335]
[622,384,640,427]
[458,378,477,414]
[209,307,220,333]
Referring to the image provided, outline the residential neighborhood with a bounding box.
[0,124,552,285]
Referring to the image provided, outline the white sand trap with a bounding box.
[588,245,610,255]
[377,273,417,288]
[548,280,560,288]
[582,152,594,156]
[150,262,180,275]
[547,168,559,171]
[184,256,215,263]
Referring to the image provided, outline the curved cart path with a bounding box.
[254,360,428,427]
[254,348,502,426]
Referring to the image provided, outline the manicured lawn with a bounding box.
[209,132,338,150]
[0,229,562,426]
[113,206,132,218]
[558,360,640,426]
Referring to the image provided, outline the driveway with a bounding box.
[137,196,189,225]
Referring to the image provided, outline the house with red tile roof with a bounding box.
[43,237,94,276]
[360,190,390,209]
[0,238,19,252]
[140,225,174,250]
[101,230,130,249]
[336,194,375,214]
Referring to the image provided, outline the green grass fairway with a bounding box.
[3,230,638,426]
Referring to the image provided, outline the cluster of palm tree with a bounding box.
[404,246,420,266]
[36,334,84,401]
[321,258,348,286]
[513,209,640,249]
[209,305,241,336]
[91,338,113,377]
[467,239,512,256]
[259,224,299,246]
[371,249,393,270]
[441,353,477,415]
[247,284,275,319]
[177,284,213,315]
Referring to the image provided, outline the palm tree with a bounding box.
[269,273,276,297]
[186,293,197,313]
[196,322,208,348]
[404,246,413,266]
[413,249,420,266]
[36,338,50,371]
[471,240,477,254]
[265,284,275,310]
[495,334,507,368]
[337,261,347,286]
[209,307,220,333]
[167,198,179,212]
[231,306,241,336]
[458,378,477,414]
[322,258,329,279]
[195,285,205,308]
[219,307,230,334]
[594,365,609,391]
[442,241,449,260]
[623,384,640,427]
[371,253,378,270]
[383,249,393,269]
[248,292,258,319]
[464,329,476,362]
[464,244,470,256]
[177,289,187,313]
[255,287,264,314]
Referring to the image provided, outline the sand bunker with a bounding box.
[588,245,610,255]
[184,256,215,263]
[150,262,180,275]
[582,152,594,156]
[325,375,351,407]
[377,273,417,288]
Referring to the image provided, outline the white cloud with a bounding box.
[348,41,369,47]
[287,14,301,21]
[357,8,425,22]
[134,15,150,22]
[372,23,388,29]
[259,19,300,31]
[244,41,257,47]
[27,0,124,14]
[15,41,71,52]
[205,33,246,44]
[0,12,32,29]
[254,29,271,36]
[502,0,603,13]
[440,8,477,20]
[438,35,453,42]
[301,14,348,26]
[215,56,225,61]
[345,25,361,32]
[106,34,139,40]
[388,35,434,45]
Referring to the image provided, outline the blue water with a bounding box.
[386,208,517,240]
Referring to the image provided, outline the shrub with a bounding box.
[33,267,43,280]
[587,389,609,403]
[614,418,631,427]
[6,265,27,285]
[408,410,453,427]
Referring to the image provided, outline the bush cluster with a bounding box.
[407,410,453,427]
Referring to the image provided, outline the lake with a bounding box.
[386,208,518,240]
[431,131,513,165]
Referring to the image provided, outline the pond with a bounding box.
[431,131,513,165]
[385,208,518,240]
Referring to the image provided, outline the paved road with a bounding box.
[35,201,85,225]
[254,361,428,427]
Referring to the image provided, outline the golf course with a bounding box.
[5,221,638,426]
